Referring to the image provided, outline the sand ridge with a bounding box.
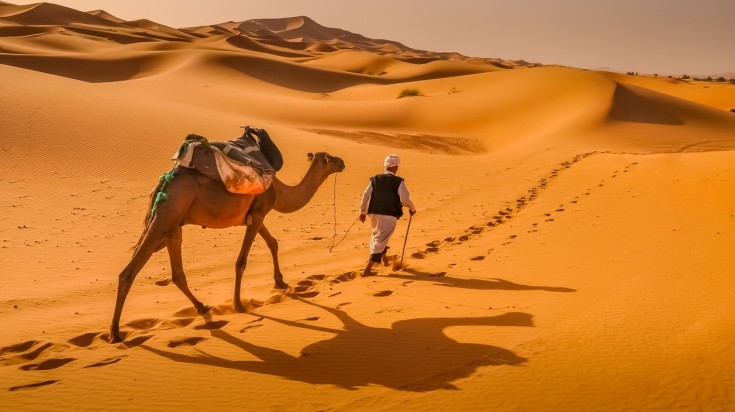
[2,1,735,410]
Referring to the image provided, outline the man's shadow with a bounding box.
[142,299,533,391]
[387,268,576,292]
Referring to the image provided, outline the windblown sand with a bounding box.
[2,3,735,410]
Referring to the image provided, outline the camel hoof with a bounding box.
[233,300,247,313]
[196,304,213,314]
[109,332,123,344]
[274,281,290,290]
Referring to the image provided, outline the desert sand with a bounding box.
[2,2,735,411]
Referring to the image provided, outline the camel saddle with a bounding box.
[172,128,282,195]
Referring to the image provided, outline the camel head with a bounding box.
[307,152,345,175]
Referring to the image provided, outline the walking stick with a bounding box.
[399,214,413,269]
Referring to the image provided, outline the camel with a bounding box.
[110,152,345,343]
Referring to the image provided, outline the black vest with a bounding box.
[367,173,404,218]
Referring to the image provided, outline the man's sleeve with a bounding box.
[360,180,373,215]
[398,181,416,213]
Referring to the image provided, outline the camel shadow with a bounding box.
[142,300,533,391]
[387,269,576,293]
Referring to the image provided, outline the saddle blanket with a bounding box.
[173,134,275,195]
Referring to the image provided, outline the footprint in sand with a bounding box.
[298,316,320,322]
[330,271,357,284]
[168,318,195,328]
[266,292,289,304]
[9,342,59,362]
[193,320,229,330]
[470,256,485,261]
[154,279,171,286]
[20,358,76,371]
[294,280,316,293]
[373,291,393,297]
[123,335,152,348]
[458,235,469,242]
[1,340,42,355]
[306,274,326,281]
[426,240,441,247]
[124,318,161,330]
[336,302,351,309]
[410,252,425,259]
[9,380,60,392]
[173,307,201,317]
[167,337,207,348]
[426,247,439,253]
[68,332,105,348]
[443,237,455,242]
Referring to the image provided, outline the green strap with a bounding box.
[153,134,210,214]
[151,170,175,214]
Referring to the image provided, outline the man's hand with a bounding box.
[409,209,416,216]
[359,214,366,223]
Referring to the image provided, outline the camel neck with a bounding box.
[272,164,330,213]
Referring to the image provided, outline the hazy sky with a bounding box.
[10,0,735,75]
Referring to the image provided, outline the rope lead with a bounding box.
[329,173,359,252]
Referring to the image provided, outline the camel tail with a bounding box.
[130,170,175,255]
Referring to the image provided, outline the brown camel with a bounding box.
[110,152,345,343]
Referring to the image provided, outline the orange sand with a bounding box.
[2,2,735,410]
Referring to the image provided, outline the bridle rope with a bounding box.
[329,173,358,252]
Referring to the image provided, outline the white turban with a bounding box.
[384,154,400,169]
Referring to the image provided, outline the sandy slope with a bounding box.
[2,2,735,410]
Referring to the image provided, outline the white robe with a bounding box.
[369,214,398,255]
[359,171,416,255]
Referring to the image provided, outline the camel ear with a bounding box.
[307,152,314,162]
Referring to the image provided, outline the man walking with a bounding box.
[359,154,416,277]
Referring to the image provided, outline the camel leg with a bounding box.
[110,173,198,343]
[168,225,211,314]
[233,217,263,313]
[259,225,289,289]
[110,234,167,343]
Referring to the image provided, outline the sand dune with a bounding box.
[2,1,735,411]
[603,71,735,111]
[0,2,118,27]
[86,9,125,24]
